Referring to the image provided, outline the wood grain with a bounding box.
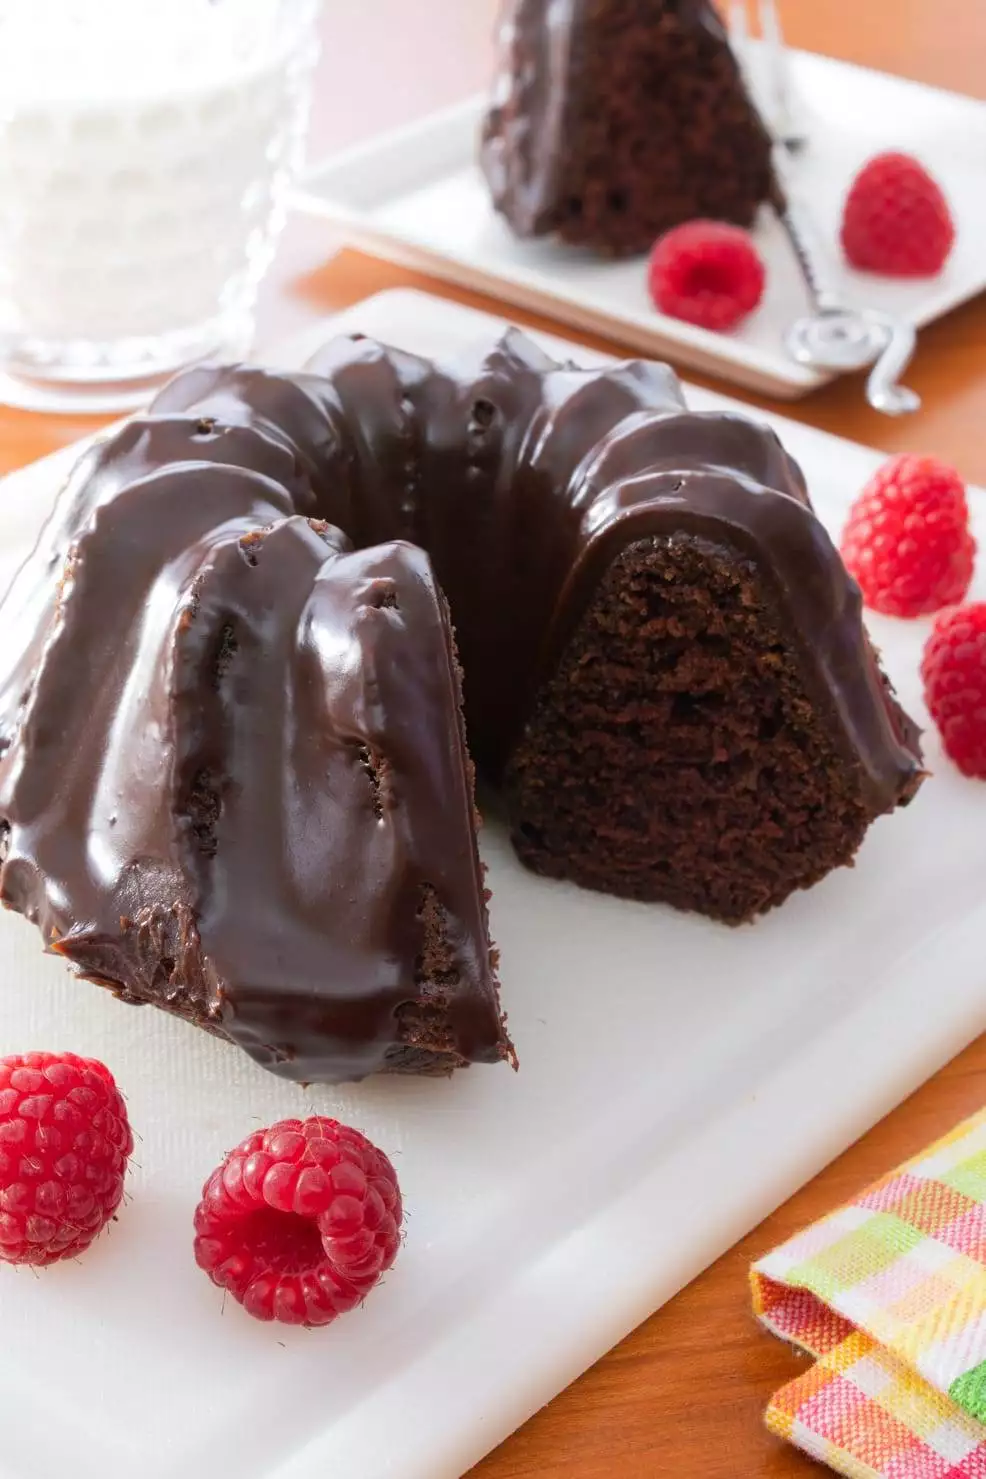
[468,1040,986,1479]
[1,2,985,1475]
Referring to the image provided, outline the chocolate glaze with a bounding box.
[480,0,777,253]
[0,329,922,1082]
[0,423,508,1083]
[160,331,921,801]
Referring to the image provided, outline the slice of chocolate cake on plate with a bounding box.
[481,0,778,256]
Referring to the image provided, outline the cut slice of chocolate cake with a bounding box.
[481,0,778,257]
[506,533,922,924]
[0,421,511,1085]
[503,415,924,923]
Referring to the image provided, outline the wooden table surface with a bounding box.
[2,2,985,1475]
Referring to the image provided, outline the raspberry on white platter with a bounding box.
[841,152,955,277]
[840,454,975,619]
[922,604,986,780]
[194,1116,403,1327]
[0,1051,133,1267]
[647,221,766,332]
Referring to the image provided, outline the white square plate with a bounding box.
[297,52,986,399]
[1,289,984,1479]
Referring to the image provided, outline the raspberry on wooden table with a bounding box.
[194,1116,403,1327]
[840,454,975,618]
[841,152,955,277]
[922,604,986,779]
[647,221,766,332]
[0,1051,133,1267]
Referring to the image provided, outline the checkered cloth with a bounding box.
[752,1109,986,1478]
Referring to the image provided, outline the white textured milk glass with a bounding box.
[0,0,320,410]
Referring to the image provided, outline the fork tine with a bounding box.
[728,0,751,44]
[759,0,784,48]
[758,0,808,150]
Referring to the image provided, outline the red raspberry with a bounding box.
[0,1052,133,1267]
[922,604,986,778]
[647,221,766,332]
[840,454,975,618]
[194,1116,402,1327]
[841,152,955,277]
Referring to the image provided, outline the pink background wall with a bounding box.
[256,0,502,341]
[309,0,502,154]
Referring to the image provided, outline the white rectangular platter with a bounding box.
[1,288,985,1479]
[297,50,986,399]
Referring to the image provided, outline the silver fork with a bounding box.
[730,2,920,416]
[728,0,807,152]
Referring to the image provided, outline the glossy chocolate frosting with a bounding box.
[0,416,508,1083]
[0,330,922,1083]
[158,331,921,803]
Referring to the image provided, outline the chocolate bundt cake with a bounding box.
[481,0,778,257]
[0,329,923,1084]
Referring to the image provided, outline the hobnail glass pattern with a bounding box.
[0,0,320,392]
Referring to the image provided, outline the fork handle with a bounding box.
[865,317,922,416]
[771,149,841,312]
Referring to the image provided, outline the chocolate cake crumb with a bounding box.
[415,882,464,990]
[183,767,223,859]
[54,901,222,1032]
[238,530,264,567]
[506,534,879,924]
[383,884,466,1077]
[357,743,388,821]
[371,578,400,609]
[385,621,513,1077]
[210,621,239,686]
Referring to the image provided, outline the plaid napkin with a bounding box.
[751,1109,986,1478]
